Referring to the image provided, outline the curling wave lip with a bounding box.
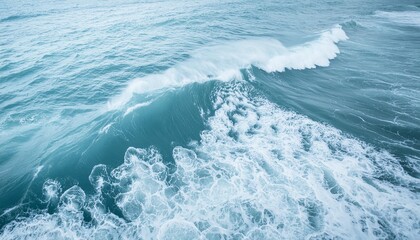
[107,25,348,110]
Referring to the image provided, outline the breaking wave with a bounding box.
[108,25,348,110]
[1,82,418,239]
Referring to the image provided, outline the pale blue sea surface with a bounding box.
[0,0,419,239]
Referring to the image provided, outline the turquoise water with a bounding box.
[0,0,419,239]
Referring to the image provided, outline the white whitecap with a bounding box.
[108,25,348,110]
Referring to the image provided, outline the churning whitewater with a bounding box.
[2,81,419,239]
[1,0,419,239]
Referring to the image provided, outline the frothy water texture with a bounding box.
[2,82,419,239]
[0,0,419,239]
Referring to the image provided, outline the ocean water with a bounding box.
[0,0,419,239]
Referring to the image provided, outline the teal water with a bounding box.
[0,0,419,239]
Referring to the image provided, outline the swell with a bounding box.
[108,25,348,110]
[0,14,47,23]
[374,10,420,27]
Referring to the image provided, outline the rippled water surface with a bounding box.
[0,0,419,239]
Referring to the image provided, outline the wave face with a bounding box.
[108,26,347,110]
[1,82,418,239]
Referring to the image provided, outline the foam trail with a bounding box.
[124,101,152,116]
[19,165,44,205]
[108,25,347,110]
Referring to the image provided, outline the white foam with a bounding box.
[42,179,61,203]
[34,165,44,178]
[108,26,347,110]
[99,123,113,134]
[375,10,420,27]
[158,219,201,240]
[124,101,152,116]
[59,186,86,213]
[2,81,418,239]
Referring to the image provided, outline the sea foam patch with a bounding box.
[1,81,419,239]
[108,25,348,110]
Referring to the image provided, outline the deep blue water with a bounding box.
[0,0,419,239]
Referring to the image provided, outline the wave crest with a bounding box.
[108,25,348,110]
